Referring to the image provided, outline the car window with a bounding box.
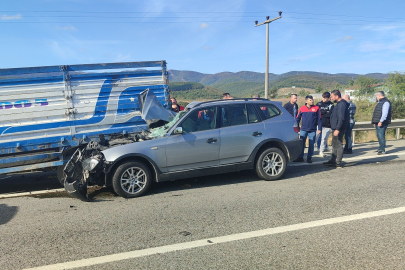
[256,104,281,119]
[178,106,217,133]
[247,104,260,123]
[221,104,247,127]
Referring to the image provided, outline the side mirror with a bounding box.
[174,127,183,134]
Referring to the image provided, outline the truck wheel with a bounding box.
[57,166,66,186]
[255,147,286,181]
[112,161,152,198]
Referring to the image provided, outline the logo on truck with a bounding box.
[0,99,48,109]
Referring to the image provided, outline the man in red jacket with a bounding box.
[294,95,322,163]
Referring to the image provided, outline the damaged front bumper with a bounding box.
[63,142,108,201]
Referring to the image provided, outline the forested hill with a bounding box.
[168,69,388,85]
[168,69,389,100]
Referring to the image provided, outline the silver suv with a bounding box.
[64,99,302,200]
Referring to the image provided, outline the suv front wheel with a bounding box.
[256,147,286,181]
[112,161,152,198]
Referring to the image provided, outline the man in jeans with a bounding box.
[316,92,334,157]
[293,95,322,163]
[323,90,349,168]
[372,91,392,155]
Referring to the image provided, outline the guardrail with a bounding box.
[352,119,405,142]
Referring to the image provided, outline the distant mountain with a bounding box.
[168,69,389,84]
[167,69,390,100]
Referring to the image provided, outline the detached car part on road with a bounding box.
[63,96,302,201]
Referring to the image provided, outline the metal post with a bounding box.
[265,23,269,99]
[396,128,401,140]
[255,12,282,100]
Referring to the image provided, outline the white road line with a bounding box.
[0,188,65,199]
[289,151,405,166]
[24,206,405,270]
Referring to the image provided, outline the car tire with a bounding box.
[255,147,286,181]
[112,161,152,198]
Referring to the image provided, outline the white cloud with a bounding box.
[1,14,22,21]
[337,36,354,43]
[362,24,401,32]
[200,23,209,30]
[56,26,78,31]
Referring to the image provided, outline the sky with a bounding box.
[1,0,405,75]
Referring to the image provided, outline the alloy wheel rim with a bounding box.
[120,167,146,194]
[262,152,283,176]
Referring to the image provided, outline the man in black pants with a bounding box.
[323,90,349,168]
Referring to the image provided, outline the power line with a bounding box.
[1,10,405,21]
[1,21,405,27]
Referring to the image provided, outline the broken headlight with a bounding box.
[82,158,99,171]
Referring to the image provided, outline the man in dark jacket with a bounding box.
[316,92,334,157]
[323,90,349,168]
[283,93,298,117]
[372,91,391,154]
[293,95,322,163]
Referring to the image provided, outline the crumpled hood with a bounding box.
[138,88,177,128]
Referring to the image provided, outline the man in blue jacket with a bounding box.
[294,95,322,163]
[323,90,350,168]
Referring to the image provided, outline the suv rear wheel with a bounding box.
[112,161,152,198]
[256,147,286,181]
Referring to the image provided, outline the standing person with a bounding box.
[323,90,349,168]
[170,97,184,112]
[316,92,334,157]
[371,91,392,155]
[293,95,322,163]
[283,93,299,118]
[343,94,357,154]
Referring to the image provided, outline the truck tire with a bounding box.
[255,147,286,181]
[112,161,152,198]
[57,166,66,186]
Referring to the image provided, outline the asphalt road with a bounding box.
[1,140,405,269]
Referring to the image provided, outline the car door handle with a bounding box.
[252,131,262,137]
[206,138,218,143]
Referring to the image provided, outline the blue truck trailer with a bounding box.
[0,61,169,182]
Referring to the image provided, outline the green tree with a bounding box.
[298,89,310,97]
[315,84,323,93]
[384,72,405,98]
[355,76,380,96]
[269,86,278,98]
[348,78,355,87]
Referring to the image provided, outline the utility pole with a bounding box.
[255,11,282,99]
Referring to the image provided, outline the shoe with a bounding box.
[324,148,331,152]
[377,150,385,155]
[307,157,312,163]
[293,157,304,162]
[335,163,343,168]
[319,152,325,157]
[323,160,336,166]
[343,149,352,154]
